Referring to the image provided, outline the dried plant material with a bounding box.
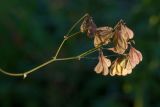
[111,20,134,54]
[94,51,111,75]
[80,14,97,38]
[0,14,143,78]
[80,17,142,77]
[124,25,134,40]
[128,47,143,69]
[96,27,113,36]
[94,27,113,47]
[110,57,132,76]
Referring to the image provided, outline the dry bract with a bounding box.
[110,57,132,76]
[80,15,97,38]
[128,47,143,69]
[94,51,111,76]
[111,21,134,54]
[94,27,113,47]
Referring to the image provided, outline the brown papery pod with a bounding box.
[80,15,97,38]
[128,47,143,69]
[94,51,111,76]
[111,20,134,54]
[110,57,132,76]
[94,26,113,47]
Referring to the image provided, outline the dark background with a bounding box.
[0,0,160,107]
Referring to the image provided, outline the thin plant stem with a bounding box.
[0,45,119,77]
[54,39,66,59]
[0,59,56,77]
[67,31,81,39]
[54,13,88,58]
[0,45,100,77]
[78,48,98,59]
[80,54,119,60]
[78,46,101,58]
[0,14,88,78]
[53,31,81,59]
[66,13,88,36]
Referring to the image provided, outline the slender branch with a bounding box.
[0,68,24,77]
[67,31,81,39]
[53,13,86,59]
[53,31,81,59]
[54,39,66,59]
[0,46,101,77]
[78,46,101,58]
[0,14,89,78]
[0,59,56,77]
[66,13,88,36]
[78,48,98,59]
[79,54,119,60]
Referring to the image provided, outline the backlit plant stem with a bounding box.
[66,13,88,36]
[54,14,88,59]
[0,46,101,77]
[53,31,81,59]
[0,14,89,78]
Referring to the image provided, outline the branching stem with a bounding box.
[0,46,100,77]
[0,13,115,78]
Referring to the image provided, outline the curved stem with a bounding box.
[67,31,81,39]
[50,13,89,72]
[53,31,81,59]
[54,39,67,59]
[54,13,88,58]
[0,45,100,77]
[78,48,98,59]
[0,59,56,77]
[0,13,107,78]
[78,46,101,58]
[66,13,88,36]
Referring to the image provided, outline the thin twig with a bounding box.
[66,13,88,36]
[0,46,99,77]
[54,14,87,59]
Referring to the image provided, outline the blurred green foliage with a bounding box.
[0,0,160,107]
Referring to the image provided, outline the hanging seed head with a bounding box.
[80,14,97,38]
[94,26,114,47]
[94,51,111,76]
[110,20,134,54]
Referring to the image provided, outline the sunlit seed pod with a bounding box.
[94,51,111,75]
[128,47,143,69]
[80,15,97,38]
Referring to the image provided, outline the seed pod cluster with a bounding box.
[80,15,142,76]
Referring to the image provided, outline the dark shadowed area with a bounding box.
[0,0,159,107]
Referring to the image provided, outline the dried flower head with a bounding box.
[94,51,111,75]
[110,57,132,76]
[94,26,113,47]
[128,47,143,69]
[110,20,134,54]
[80,15,97,38]
[79,15,142,77]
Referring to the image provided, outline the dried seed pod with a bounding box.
[124,25,134,40]
[80,15,97,38]
[111,20,134,54]
[94,26,113,47]
[110,57,132,76]
[128,47,143,69]
[94,51,111,76]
